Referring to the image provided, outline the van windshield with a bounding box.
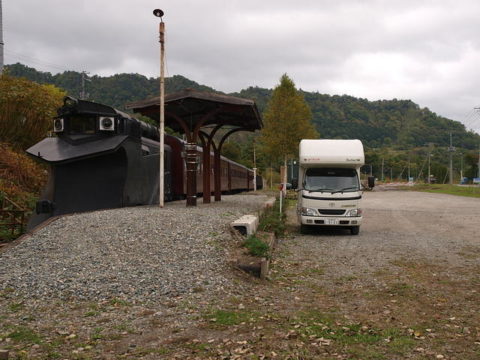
[304,168,360,193]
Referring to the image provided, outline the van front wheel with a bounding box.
[300,224,309,234]
[350,226,360,235]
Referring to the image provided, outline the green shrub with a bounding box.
[244,235,269,258]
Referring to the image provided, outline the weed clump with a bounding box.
[243,235,269,258]
[258,197,286,237]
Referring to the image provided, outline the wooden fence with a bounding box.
[0,195,25,241]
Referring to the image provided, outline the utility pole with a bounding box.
[153,9,165,207]
[425,142,435,184]
[408,155,411,182]
[460,152,463,182]
[0,0,4,74]
[478,144,480,179]
[427,152,431,184]
[381,158,384,182]
[79,71,90,100]
[253,139,257,191]
[448,133,455,185]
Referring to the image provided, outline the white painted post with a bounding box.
[159,20,165,208]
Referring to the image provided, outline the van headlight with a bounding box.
[301,207,318,216]
[346,208,362,217]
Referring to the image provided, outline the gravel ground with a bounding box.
[286,190,480,283]
[2,190,480,359]
[0,193,268,303]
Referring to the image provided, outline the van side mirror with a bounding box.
[291,178,298,189]
[367,176,375,189]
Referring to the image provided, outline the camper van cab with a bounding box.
[293,139,368,235]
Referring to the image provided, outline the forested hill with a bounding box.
[5,63,480,150]
[236,87,480,150]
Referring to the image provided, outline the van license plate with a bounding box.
[326,219,338,225]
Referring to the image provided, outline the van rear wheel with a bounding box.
[350,226,360,235]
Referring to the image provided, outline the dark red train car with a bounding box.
[165,135,254,199]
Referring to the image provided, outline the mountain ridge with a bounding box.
[4,62,480,150]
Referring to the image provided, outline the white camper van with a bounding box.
[293,139,368,235]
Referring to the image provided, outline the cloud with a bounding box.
[3,0,480,132]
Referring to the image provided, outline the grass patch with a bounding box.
[205,309,256,327]
[399,184,480,198]
[84,310,99,317]
[243,234,269,258]
[7,326,42,344]
[113,322,134,334]
[134,347,171,357]
[90,327,104,341]
[295,310,414,352]
[0,227,19,242]
[8,302,24,312]
[388,282,414,296]
[109,298,130,307]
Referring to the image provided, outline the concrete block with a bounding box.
[260,258,269,280]
[231,214,259,236]
[263,197,275,209]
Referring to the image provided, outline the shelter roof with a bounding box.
[126,88,262,133]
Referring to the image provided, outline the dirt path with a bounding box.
[1,191,479,359]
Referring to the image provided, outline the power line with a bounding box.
[4,49,70,73]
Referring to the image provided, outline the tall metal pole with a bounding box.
[253,139,257,191]
[0,0,4,74]
[428,152,431,184]
[381,158,384,182]
[460,152,463,182]
[154,9,165,208]
[478,144,480,179]
[448,132,454,185]
[160,21,165,207]
[408,156,411,181]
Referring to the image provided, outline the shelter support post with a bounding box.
[199,133,211,204]
[199,125,223,204]
[185,142,198,206]
[214,148,221,202]
[214,127,245,201]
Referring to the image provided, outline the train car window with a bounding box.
[68,115,96,134]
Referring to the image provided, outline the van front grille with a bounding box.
[318,209,346,215]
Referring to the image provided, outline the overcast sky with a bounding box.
[3,0,480,133]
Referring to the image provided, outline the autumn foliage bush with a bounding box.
[0,74,65,150]
[0,75,63,212]
[0,142,48,210]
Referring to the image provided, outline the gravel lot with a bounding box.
[289,190,480,282]
[0,194,268,303]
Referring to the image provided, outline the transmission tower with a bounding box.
[79,71,91,100]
